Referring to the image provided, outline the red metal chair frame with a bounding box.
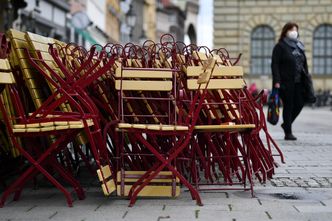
[38,44,117,194]
[0,63,91,207]
[116,57,217,206]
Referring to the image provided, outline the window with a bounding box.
[38,0,52,20]
[250,26,275,75]
[313,24,332,75]
[53,7,66,26]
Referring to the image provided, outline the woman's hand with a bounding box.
[274,83,280,88]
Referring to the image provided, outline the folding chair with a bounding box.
[7,29,90,175]
[0,57,91,207]
[115,55,217,206]
[0,30,113,206]
[6,30,93,179]
[178,55,255,193]
[44,42,117,196]
[182,50,283,194]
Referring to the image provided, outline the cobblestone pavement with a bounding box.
[0,107,331,221]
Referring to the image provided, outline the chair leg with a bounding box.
[73,143,96,175]
[12,170,52,202]
[128,134,203,207]
[35,161,74,207]
[50,158,85,200]
[3,136,75,207]
[242,134,254,197]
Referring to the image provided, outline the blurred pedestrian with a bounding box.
[271,22,316,140]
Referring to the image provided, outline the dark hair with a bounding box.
[279,22,299,42]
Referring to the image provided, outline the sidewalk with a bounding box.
[0,107,331,221]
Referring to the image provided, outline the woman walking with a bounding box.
[271,22,316,140]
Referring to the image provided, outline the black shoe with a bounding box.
[284,133,297,140]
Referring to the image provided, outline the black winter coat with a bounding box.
[271,40,316,103]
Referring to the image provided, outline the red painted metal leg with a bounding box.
[128,133,202,207]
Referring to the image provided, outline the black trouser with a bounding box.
[279,82,305,134]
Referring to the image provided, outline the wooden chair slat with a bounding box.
[115,80,172,91]
[186,65,243,77]
[0,72,15,84]
[194,124,255,132]
[0,59,11,71]
[187,78,245,90]
[115,67,173,79]
[116,171,180,197]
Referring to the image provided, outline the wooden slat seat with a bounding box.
[28,113,61,117]
[97,165,116,196]
[0,59,15,84]
[117,123,188,131]
[186,65,244,77]
[6,29,47,108]
[116,171,180,197]
[185,61,256,133]
[187,78,245,90]
[186,65,245,90]
[115,67,173,79]
[115,66,173,91]
[12,119,94,133]
[0,72,15,84]
[0,59,11,71]
[194,124,255,133]
[115,80,172,91]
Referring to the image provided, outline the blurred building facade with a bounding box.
[156,0,199,43]
[0,0,121,46]
[176,0,199,44]
[1,0,69,41]
[106,0,121,43]
[156,0,186,42]
[1,0,198,49]
[213,0,332,90]
[129,0,156,44]
[69,0,120,47]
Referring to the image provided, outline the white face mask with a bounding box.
[287,30,298,39]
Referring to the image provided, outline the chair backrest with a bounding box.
[6,29,49,108]
[0,58,24,126]
[0,58,20,158]
[6,30,96,124]
[115,66,173,91]
[24,32,75,113]
[0,59,15,85]
[184,54,246,122]
[115,65,175,124]
[186,65,245,90]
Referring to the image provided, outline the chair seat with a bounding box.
[117,123,189,131]
[97,165,116,196]
[194,123,255,132]
[12,119,94,133]
[117,171,180,197]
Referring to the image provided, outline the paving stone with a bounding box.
[1,107,332,220]
[296,205,332,213]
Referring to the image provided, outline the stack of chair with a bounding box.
[0,33,21,188]
[0,31,284,207]
[0,30,115,207]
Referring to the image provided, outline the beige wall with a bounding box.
[144,0,157,41]
[213,0,332,90]
[106,0,120,43]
